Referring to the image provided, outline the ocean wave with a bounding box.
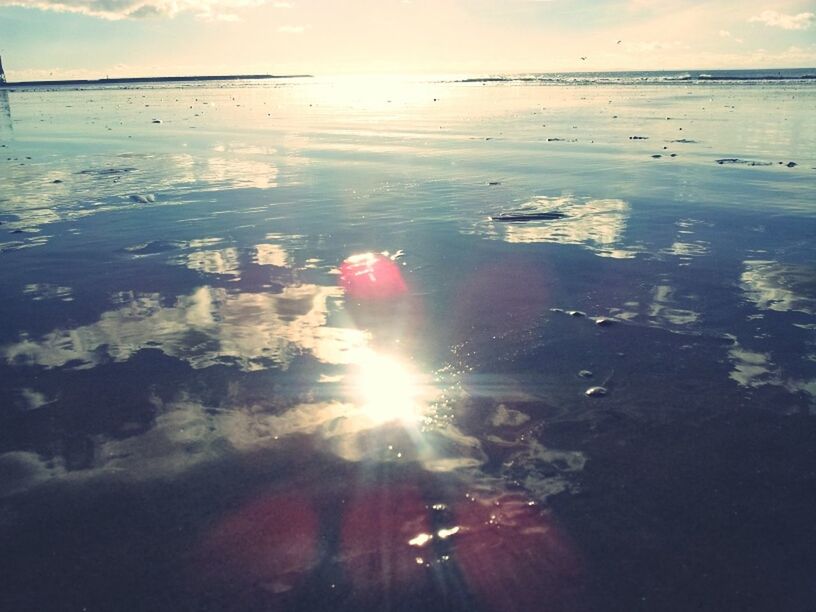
[452,70,816,85]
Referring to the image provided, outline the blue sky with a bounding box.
[1,0,814,79]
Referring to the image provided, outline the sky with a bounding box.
[0,0,814,79]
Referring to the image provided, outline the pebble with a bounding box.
[492,211,566,222]
[715,158,771,167]
[151,119,162,124]
[585,386,608,398]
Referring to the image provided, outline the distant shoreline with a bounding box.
[0,74,312,88]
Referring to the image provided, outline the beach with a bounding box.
[1,72,815,611]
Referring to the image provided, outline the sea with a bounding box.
[1,68,815,611]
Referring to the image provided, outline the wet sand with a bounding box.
[1,75,815,611]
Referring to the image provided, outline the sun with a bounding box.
[350,349,431,426]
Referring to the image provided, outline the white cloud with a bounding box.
[718,29,743,43]
[623,39,686,53]
[749,10,814,30]
[0,0,269,21]
[277,24,305,33]
[207,12,241,22]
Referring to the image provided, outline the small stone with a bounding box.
[651,154,662,158]
[52,179,63,184]
[585,386,608,398]
[151,119,162,124]
[785,161,797,168]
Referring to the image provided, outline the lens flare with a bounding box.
[350,349,429,425]
[340,252,407,300]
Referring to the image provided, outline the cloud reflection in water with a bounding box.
[255,243,290,268]
[4,284,364,371]
[186,248,242,277]
[0,238,589,608]
[0,150,280,235]
[478,195,638,259]
[741,260,816,315]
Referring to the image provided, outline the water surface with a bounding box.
[1,73,815,611]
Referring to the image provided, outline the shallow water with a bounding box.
[1,76,815,611]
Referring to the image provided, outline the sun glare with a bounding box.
[300,75,441,113]
[351,350,430,426]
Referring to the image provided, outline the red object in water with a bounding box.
[340,253,407,300]
[451,492,583,612]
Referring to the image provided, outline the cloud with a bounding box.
[718,29,743,43]
[0,0,271,20]
[623,39,685,53]
[277,24,305,33]
[749,10,814,30]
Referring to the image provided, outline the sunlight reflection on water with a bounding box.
[1,76,815,611]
